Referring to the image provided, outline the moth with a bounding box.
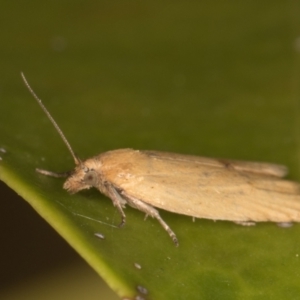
[21,73,300,246]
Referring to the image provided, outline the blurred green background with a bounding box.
[1,1,300,299]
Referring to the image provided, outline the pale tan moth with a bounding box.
[21,73,300,246]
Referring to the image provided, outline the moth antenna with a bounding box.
[21,72,81,165]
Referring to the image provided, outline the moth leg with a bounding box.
[36,168,71,178]
[121,192,179,247]
[277,222,293,228]
[105,184,127,228]
[234,221,256,226]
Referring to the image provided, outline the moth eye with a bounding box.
[83,170,98,186]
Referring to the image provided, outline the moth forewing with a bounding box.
[99,149,300,222]
[22,73,300,246]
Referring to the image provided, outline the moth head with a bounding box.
[63,160,101,194]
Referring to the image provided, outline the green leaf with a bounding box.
[1,1,300,299]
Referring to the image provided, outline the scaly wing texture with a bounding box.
[100,149,300,222]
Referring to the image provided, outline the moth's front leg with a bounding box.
[105,183,127,228]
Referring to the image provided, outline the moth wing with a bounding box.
[143,150,288,178]
[102,149,300,222]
